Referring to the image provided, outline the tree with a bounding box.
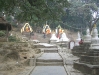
[62,0,99,32]
[0,0,70,24]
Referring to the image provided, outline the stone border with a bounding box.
[26,66,36,75]
[57,46,71,75]
[58,52,71,75]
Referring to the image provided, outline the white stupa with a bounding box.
[83,28,91,43]
[50,33,59,43]
[75,31,81,46]
[90,24,99,49]
[59,32,69,42]
[50,33,57,41]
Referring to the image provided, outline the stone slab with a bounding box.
[30,66,67,75]
[37,53,62,60]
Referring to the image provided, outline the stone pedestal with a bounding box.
[22,32,31,39]
[74,49,99,75]
[72,43,90,56]
[74,62,99,75]
[80,49,99,65]
[73,25,99,75]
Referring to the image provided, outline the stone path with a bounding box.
[30,43,67,75]
[30,66,67,75]
[38,53,62,60]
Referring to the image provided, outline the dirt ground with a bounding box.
[0,42,41,75]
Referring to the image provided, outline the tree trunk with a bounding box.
[6,25,9,42]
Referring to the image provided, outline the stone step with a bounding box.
[43,48,58,50]
[44,50,58,53]
[34,45,57,48]
[36,59,63,62]
[36,62,63,66]
[39,48,58,53]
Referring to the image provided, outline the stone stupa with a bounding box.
[59,32,69,42]
[75,31,81,46]
[50,32,58,43]
[83,28,91,43]
[73,24,99,75]
[90,24,99,49]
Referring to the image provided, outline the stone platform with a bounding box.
[72,43,90,56]
[74,49,99,75]
[74,62,99,75]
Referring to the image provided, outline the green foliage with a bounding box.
[0,31,5,37]
[8,36,19,42]
[0,0,70,23]
[61,0,99,31]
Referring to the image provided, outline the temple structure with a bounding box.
[83,28,91,43]
[42,24,51,35]
[55,25,63,38]
[75,31,81,46]
[90,24,99,49]
[21,23,33,33]
[73,24,99,75]
[21,23,33,39]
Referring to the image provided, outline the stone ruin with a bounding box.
[73,25,99,75]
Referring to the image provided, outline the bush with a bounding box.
[8,36,17,42]
[0,31,5,37]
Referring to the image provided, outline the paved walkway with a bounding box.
[30,66,67,75]
[38,53,62,60]
[30,43,67,75]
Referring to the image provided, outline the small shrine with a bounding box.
[90,24,99,49]
[83,28,91,43]
[55,25,63,38]
[21,23,33,33]
[21,23,33,39]
[75,31,81,46]
[42,23,51,35]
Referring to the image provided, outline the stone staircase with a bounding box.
[36,59,63,66]
[36,45,63,66]
[42,48,58,53]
